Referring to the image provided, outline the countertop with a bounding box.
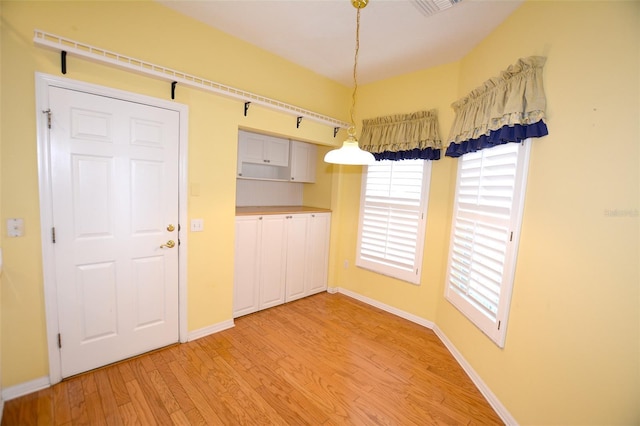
[236,205,332,216]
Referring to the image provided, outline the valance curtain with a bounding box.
[359,110,442,161]
[445,56,549,158]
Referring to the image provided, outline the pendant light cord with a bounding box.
[349,6,361,133]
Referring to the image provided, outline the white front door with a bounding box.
[49,86,180,378]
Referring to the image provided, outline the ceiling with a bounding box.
[158,0,524,86]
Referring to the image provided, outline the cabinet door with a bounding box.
[233,217,261,317]
[264,136,290,167]
[238,131,267,165]
[259,215,287,309]
[290,141,317,183]
[285,214,309,302]
[306,213,331,294]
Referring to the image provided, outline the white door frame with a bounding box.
[35,72,189,384]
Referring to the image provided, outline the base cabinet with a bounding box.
[233,212,331,318]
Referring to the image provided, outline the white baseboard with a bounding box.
[187,319,235,342]
[335,287,435,329]
[1,376,50,402]
[333,287,517,426]
[432,326,518,425]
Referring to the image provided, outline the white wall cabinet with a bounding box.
[237,130,317,183]
[233,212,331,317]
[289,141,317,183]
[238,130,290,167]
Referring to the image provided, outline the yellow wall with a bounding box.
[0,0,347,387]
[2,0,639,424]
[333,1,639,424]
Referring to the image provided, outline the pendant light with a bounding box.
[324,0,376,165]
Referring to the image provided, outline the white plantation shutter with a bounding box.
[445,141,531,347]
[357,159,431,284]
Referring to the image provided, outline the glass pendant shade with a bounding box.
[324,134,375,165]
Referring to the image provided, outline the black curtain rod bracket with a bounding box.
[244,102,251,116]
[61,50,67,74]
[171,81,177,100]
[296,116,303,129]
[334,127,339,138]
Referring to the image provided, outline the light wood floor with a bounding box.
[2,293,503,425]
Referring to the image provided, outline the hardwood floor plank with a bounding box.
[17,392,38,426]
[147,369,181,415]
[94,369,124,426]
[124,380,156,426]
[250,364,329,425]
[166,360,225,425]
[117,362,136,384]
[168,409,190,425]
[52,382,72,426]
[67,377,89,424]
[84,390,108,426]
[128,359,174,426]
[151,355,196,415]
[117,402,141,426]
[2,293,503,425]
[35,389,53,426]
[106,365,131,407]
[80,372,98,395]
[181,407,207,426]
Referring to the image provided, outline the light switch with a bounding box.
[191,219,204,232]
[7,218,24,237]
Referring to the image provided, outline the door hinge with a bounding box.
[42,109,52,129]
[52,227,56,243]
[57,333,62,348]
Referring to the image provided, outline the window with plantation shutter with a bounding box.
[445,141,531,347]
[356,159,431,284]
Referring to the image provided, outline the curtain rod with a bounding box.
[33,29,351,130]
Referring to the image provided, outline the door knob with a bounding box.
[160,240,176,249]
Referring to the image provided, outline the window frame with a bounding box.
[444,140,532,347]
[356,159,432,284]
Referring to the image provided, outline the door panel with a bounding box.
[285,214,309,302]
[307,213,331,294]
[50,86,180,378]
[132,255,166,329]
[72,155,113,237]
[233,217,261,317]
[131,160,164,233]
[259,215,286,309]
[77,262,117,342]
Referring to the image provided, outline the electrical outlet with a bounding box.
[7,218,24,237]
[191,219,204,232]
